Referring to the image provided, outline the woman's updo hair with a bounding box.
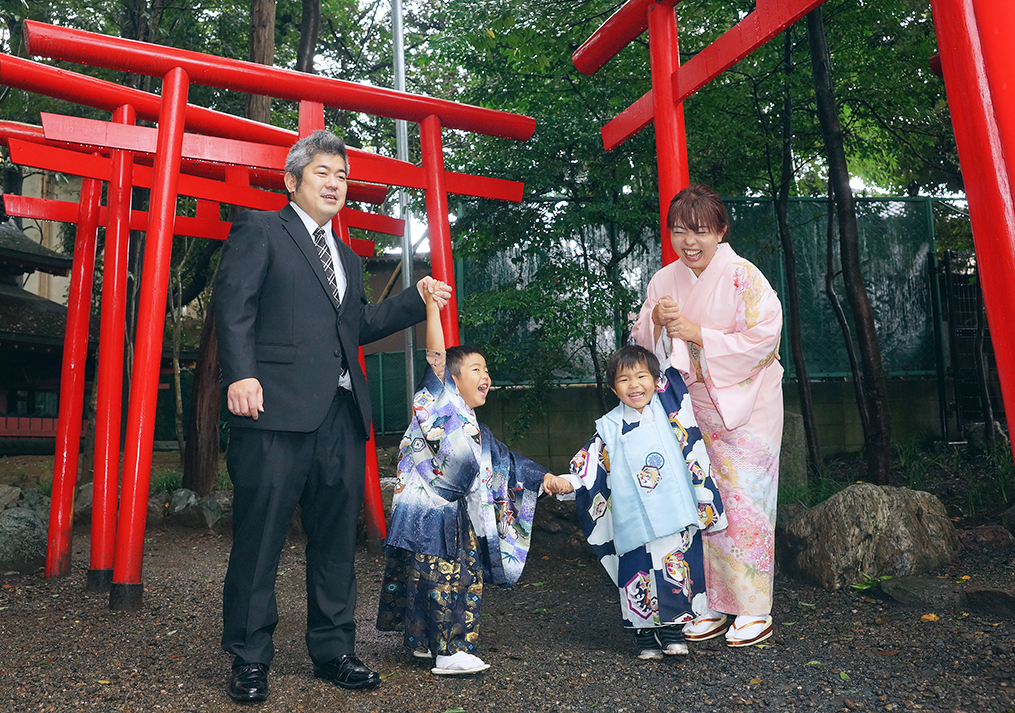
[667,183,729,236]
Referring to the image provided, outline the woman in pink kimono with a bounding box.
[631,184,783,648]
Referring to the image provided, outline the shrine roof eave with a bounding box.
[0,221,72,275]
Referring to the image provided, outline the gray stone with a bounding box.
[962,420,1010,450]
[880,576,966,611]
[780,483,960,591]
[0,484,22,511]
[0,507,47,573]
[148,491,169,523]
[166,497,223,529]
[531,496,587,558]
[167,488,199,515]
[965,587,1015,618]
[1000,505,1015,537]
[18,488,51,523]
[73,484,93,525]
[958,525,1015,551]
[780,410,808,494]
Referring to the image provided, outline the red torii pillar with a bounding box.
[572,0,824,264]
[109,67,189,609]
[89,104,135,591]
[45,173,101,577]
[930,0,1015,448]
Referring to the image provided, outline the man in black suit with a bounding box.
[214,130,450,703]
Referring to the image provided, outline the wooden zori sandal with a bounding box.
[725,615,773,647]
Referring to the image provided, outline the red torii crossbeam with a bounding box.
[14,20,535,610]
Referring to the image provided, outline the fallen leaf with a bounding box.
[840,671,851,680]
[920,613,940,622]
[98,680,111,685]
[782,621,797,626]
[799,602,816,608]
[805,660,823,667]
[749,677,761,684]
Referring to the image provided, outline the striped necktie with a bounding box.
[312,226,341,305]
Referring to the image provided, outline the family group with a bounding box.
[214,130,783,703]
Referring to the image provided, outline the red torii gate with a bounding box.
[11,20,535,610]
[574,0,1015,459]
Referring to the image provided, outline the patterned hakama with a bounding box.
[377,507,483,656]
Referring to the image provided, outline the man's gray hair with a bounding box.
[284,130,349,189]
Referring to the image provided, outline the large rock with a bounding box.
[166,496,224,529]
[0,484,21,511]
[779,483,959,591]
[0,507,47,573]
[167,488,200,515]
[18,488,51,522]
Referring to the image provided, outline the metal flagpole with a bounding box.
[392,0,415,418]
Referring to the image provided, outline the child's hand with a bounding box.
[542,473,575,495]
[418,276,453,308]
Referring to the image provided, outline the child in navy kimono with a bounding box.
[376,282,571,675]
[555,345,726,659]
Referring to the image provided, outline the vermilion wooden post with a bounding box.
[647,1,689,266]
[87,104,136,593]
[44,173,101,577]
[110,68,190,611]
[971,0,1015,213]
[931,0,1015,451]
[419,114,459,346]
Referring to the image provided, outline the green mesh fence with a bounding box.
[370,196,946,435]
[723,197,938,378]
[458,196,939,381]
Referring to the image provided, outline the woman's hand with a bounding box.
[665,315,703,346]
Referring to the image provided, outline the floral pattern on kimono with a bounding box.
[565,367,726,629]
[632,243,783,617]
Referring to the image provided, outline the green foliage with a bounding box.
[215,471,232,491]
[850,572,893,592]
[151,469,183,493]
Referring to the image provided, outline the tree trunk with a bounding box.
[296,0,322,74]
[182,302,221,496]
[246,0,277,123]
[807,8,892,484]
[775,26,821,476]
[974,277,995,444]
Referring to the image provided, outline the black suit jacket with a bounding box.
[215,204,426,435]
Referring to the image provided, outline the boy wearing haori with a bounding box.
[376,282,571,675]
[554,345,726,659]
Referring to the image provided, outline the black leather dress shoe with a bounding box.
[313,654,381,690]
[227,662,269,703]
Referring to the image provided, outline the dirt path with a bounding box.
[1,524,1013,713]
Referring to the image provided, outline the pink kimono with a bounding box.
[632,243,783,617]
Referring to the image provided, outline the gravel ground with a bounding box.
[2,519,1014,713]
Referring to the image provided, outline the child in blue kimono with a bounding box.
[555,345,726,659]
[376,282,571,675]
